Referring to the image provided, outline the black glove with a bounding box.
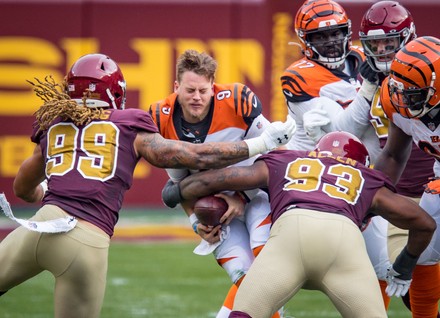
[392,247,419,280]
[359,60,379,83]
[161,179,183,208]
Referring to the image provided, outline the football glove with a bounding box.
[358,61,379,102]
[161,179,183,209]
[303,109,330,143]
[385,266,412,297]
[424,176,440,194]
[359,60,379,84]
[245,115,296,157]
[386,247,419,297]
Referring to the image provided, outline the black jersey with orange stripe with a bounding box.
[281,46,364,106]
[149,83,263,143]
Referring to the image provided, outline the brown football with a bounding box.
[193,195,228,226]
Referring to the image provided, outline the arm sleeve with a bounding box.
[245,114,271,139]
[331,94,372,136]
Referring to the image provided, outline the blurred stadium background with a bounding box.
[1,0,439,208]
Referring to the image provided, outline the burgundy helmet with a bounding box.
[359,1,416,73]
[66,53,126,109]
[315,131,370,166]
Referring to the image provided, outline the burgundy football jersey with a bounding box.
[32,108,158,236]
[258,150,395,228]
[396,143,435,197]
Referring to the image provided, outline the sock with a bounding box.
[378,279,391,310]
[219,276,281,318]
[217,279,243,318]
[410,264,440,318]
[216,305,232,318]
[222,284,238,312]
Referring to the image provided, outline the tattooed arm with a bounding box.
[135,115,296,170]
[135,132,250,170]
[176,160,269,200]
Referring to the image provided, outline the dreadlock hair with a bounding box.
[28,76,104,132]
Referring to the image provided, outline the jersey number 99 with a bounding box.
[45,122,119,181]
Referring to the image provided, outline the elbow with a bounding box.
[424,213,437,234]
[13,181,36,203]
[13,191,34,203]
[419,217,437,241]
[428,219,437,235]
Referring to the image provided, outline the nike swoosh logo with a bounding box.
[283,90,293,97]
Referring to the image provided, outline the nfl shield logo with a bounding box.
[88,83,96,92]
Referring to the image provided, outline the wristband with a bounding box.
[39,180,48,201]
[358,80,378,102]
[393,247,419,280]
[244,137,267,158]
[189,213,200,234]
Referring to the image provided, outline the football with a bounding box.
[193,195,228,226]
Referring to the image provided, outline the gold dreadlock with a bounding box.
[28,76,103,132]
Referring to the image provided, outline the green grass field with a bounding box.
[0,241,414,317]
[0,208,423,317]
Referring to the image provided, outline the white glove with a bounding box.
[245,115,296,157]
[303,109,331,143]
[385,266,412,297]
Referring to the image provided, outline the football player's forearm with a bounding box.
[180,176,219,200]
[406,216,436,257]
[333,95,371,135]
[180,166,261,201]
[187,141,250,169]
[140,134,250,170]
[374,152,405,183]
